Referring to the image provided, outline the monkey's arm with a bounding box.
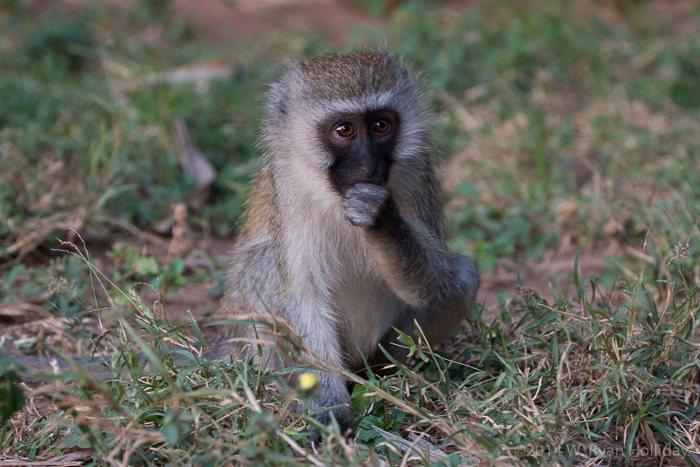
[344,183,479,312]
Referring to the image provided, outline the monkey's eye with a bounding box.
[373,119,390,133]
[335,123,355,137]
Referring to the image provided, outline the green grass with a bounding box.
[1,0,699,465]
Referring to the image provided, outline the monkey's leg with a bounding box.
[227,240,353,435]
[366,254,478,372]
[419,253,479,342]
[284,297,354,435]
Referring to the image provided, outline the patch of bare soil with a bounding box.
[171,0,385,47]
[479,243,621,315]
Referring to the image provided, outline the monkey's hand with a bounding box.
[343,183,391,229]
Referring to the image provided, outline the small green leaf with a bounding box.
[133,257,159,276]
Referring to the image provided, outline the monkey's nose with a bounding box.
[357,160,377,177]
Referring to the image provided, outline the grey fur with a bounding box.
[7,51,479,441]
[221,50,480,435]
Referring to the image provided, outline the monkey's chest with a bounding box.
[332,276,406,368]
[288,215,405,364]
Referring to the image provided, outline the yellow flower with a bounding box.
[298,373,319,391]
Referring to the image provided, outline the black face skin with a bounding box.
[323,108,400,196]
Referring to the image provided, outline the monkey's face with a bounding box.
[322,108,400,196]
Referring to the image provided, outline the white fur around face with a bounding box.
[265,81,432,169]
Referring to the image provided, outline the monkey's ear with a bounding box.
[265,82,289,118]
[266,62,305,119]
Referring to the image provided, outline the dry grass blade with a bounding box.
[112,60,232,94]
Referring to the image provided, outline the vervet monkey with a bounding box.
[7,50,478,438]
[222,50,479,434]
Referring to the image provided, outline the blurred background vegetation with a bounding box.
[0,0,699,464]
[2,0,698,284]
[1,0,698,283]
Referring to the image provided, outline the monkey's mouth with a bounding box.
[328,159,391,197]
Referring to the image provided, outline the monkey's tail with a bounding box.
[2,337,243,384]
